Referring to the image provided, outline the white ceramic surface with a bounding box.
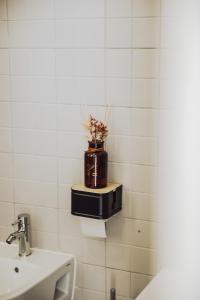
[136,268,200,300]
[0,242,75,300]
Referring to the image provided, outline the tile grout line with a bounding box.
[52,0,60,251]
[5,0,16,220]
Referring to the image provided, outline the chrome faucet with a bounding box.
[6,213,32,257]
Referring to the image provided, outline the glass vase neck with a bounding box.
[88,140,104,150]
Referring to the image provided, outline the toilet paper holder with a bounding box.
[71,183,122,220]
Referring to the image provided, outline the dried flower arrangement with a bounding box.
[84,115,108,143]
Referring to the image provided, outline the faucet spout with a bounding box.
[6,233,16,244]
[6,231,25,244]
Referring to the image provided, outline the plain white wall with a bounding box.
[159,1,200,293]
[0,0,160,299]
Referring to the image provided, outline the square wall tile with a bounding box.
[59,236,83,260]
[0,178,13,203]
[106,78,132,107]
[106,49,132,78]
[0,153,13,178]
[13,129,57,156]
[132,79,159,108]
[107,19,132,48]
[132,219,157,248]
[77,263,106,292]
[55,50,76,77]
[58,132,85,159]
[56,77,77,104]
[14,154,57,182]
[109,107,158,137]
[76,19,105,48]
[131,108,158,137]
[107,135,156,165]
[82,238,106,266]
[130,247,157,275]
[55,0,105,18]
[31,231,58,251]
[56,77,105,105]
[107,216,134,245]
[0,128,12,152]
[9,21,55,48]
[0,50,9,74]
[107,0,132,17]
[12,102,33,128]
[133,49,160,78]
[132,18,160,48]
[0,0,7,20]
[13,129,34,154]
[58,184,71,210]
[0,76,10,101]
[109,107,132,136]
[129,164,156,193]
[75,50,105,77]
[131,273,152,299]
[26,130,57,156]
[7,0,54,20]
[133,0,160,17]
[108,163,132,191]
[106,268,131,298]
[12,103,57,130]
[56,49,105,77]
[106,243,131,271]
[0,202,14,226]
[0,21,8,48]
[108,163,156,193]
[56,19,104,48]
[10,49,55,76]
[57,104,83,132]
[14,180,57,208]
[11,77,56,102]
[107,216,157,248]
[55,20,76,48]
[61,237,106,266]
[58,158,83,184]
[121,192,157,221]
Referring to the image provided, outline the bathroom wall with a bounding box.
[0,0,160,299]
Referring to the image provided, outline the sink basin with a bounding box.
[0,242,75,300]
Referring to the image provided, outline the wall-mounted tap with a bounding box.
[6,213,32,257]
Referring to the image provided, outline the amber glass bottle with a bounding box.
[84,141,108,189]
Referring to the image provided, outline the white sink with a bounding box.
[0,242,75,300]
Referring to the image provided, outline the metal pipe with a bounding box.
[110,288,116,300]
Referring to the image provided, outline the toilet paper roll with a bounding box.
[80,217,107,238]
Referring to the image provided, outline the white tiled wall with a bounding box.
[0,0,159,299]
